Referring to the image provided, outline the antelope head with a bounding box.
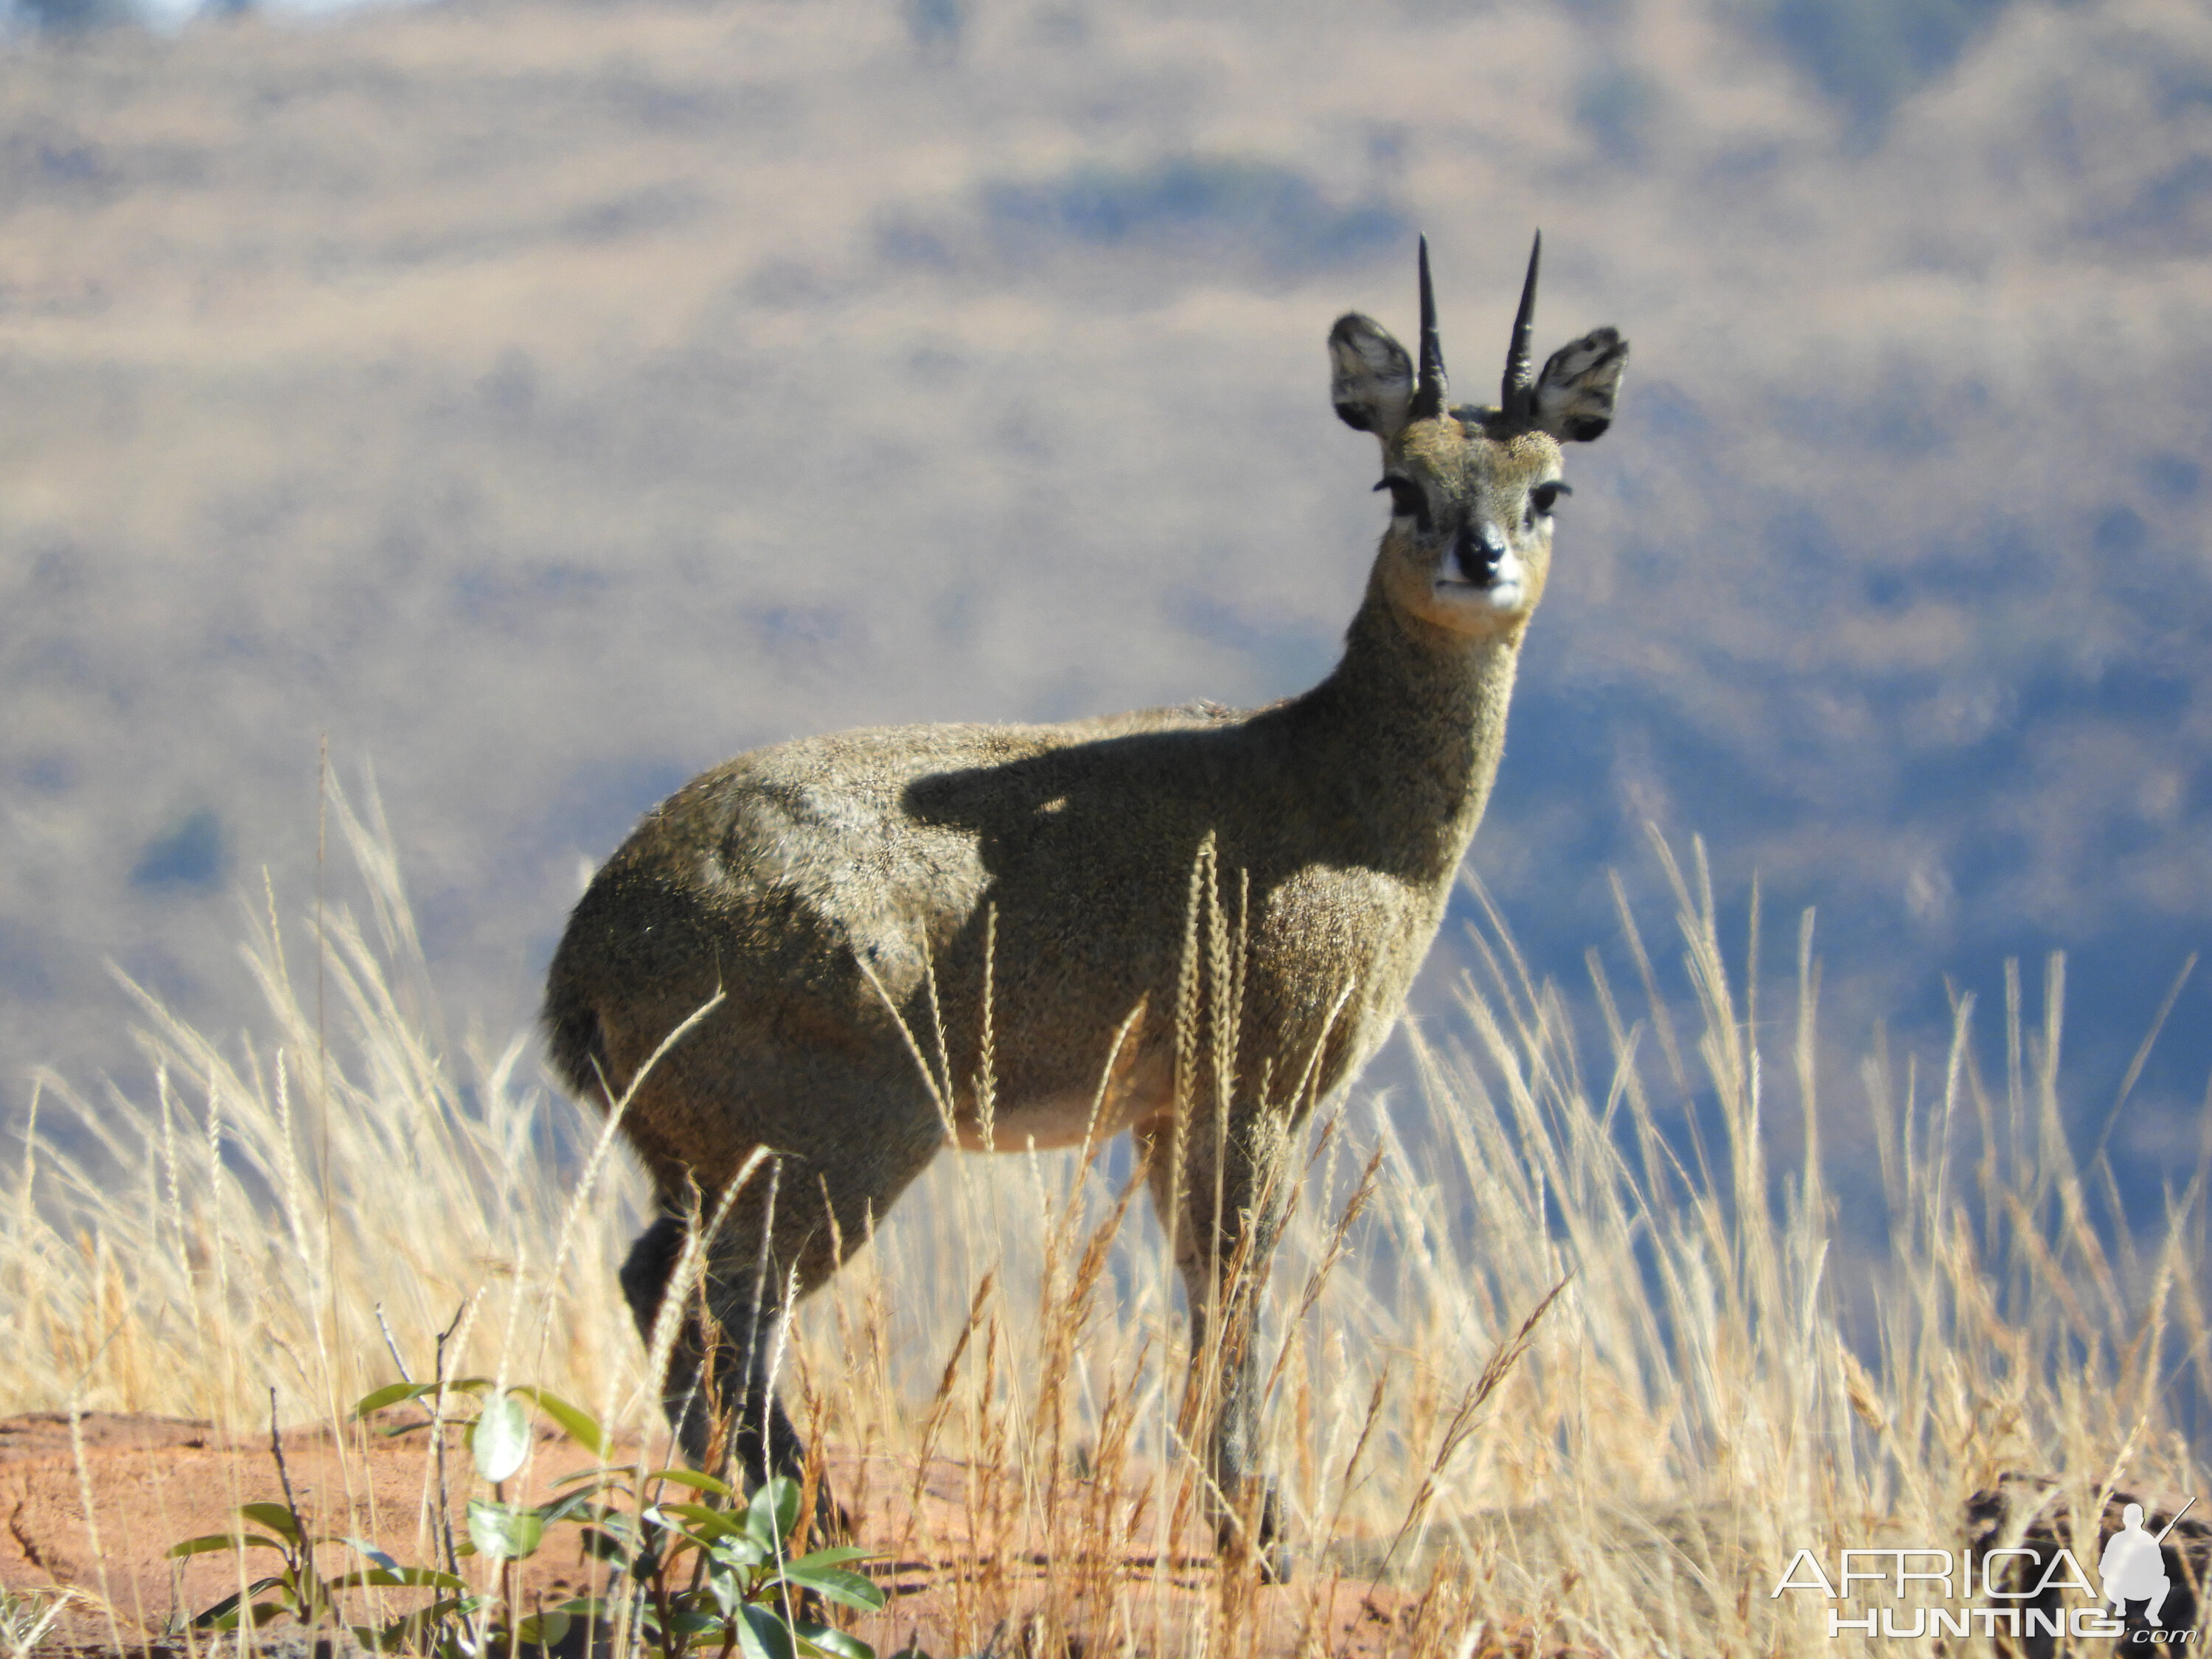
[1328,234,1628,638]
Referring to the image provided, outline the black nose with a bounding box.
[1454,526,1506,586]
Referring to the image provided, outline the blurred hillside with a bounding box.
[2,0,2210,1228]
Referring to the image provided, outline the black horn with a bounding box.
[1409,234,1447,421]
[1501,230,1540,424]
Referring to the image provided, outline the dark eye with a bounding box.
[1374,475,1432,530]
[1530,480,1572,517]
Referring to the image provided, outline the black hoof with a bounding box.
[1254,1540,1294,1585]
[1217,1481,1291,1583]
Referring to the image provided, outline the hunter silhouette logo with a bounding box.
[1773,1495,2204,1641]
[2104,1500,2198,1627]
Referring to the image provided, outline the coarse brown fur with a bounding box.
[543,237,1627,1576]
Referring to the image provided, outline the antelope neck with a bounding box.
[1278,571,1525,886]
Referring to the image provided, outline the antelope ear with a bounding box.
[1329,313,1415,445]
[1531,327,1628,443]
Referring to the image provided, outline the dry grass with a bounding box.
[2,784,651,1436]
[2,793,2206,1656]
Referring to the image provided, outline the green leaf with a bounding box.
[655,1500,751,1540]
[535,1486,608,1529]
[648,1467,736,1497]
[795,1624,877,1659]
[710,1531,772,1571]
[517,1610,573,1647]
[354,1381,437,1416]
[329,1567,470,1592]
[662,1610,726,1641]
[785,1545,875,1572]
[341,1536,403,1573]
[166,1533,284,1559]
[555,1467,619,1489]
[747,1479,801,1550]
[510,1388,613,1458]
[188,1578,285,1631]
[237,1503,304,1541]
[705,1557,752,1618]
[465,1498,545,1562]
[188,1590,246,1630]
[737,1603,799,1659]
[779,1565,885,1613]
[470,1391,532,1484]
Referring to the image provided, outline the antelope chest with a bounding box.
[932,858,1439,1153]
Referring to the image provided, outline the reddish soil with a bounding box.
[0,1413,1434,1658]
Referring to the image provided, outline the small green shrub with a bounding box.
[167,1380,885,1659]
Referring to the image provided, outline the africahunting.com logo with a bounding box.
[1773,1497,2202,1641]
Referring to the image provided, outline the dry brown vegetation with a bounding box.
[2,792,2204,1655]
[6,0,2212,1150]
